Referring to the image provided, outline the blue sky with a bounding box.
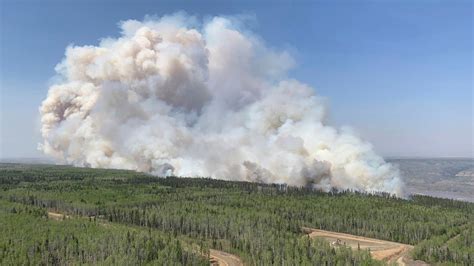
[0,0,472,158]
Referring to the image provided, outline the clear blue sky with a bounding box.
[1,0,472,158]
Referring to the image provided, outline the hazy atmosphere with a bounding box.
[1,2,473,265]
[1,1,472,160]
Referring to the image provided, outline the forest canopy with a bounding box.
[0,163,472,265]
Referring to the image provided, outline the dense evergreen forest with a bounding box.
[1,163,472,265]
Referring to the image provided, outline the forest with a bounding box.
[1,163,472,265]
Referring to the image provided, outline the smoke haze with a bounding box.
[39,14,404,196]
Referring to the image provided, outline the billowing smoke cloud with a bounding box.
[39,14,404,196]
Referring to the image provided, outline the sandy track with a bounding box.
[303,227,429,266]
[209,249,243,266]
[47,211,69,220]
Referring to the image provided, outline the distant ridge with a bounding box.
[0,157,55,164]
[385,156,473,160]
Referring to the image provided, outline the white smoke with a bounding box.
[39,14,404,196]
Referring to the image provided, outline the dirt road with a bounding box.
[303,227,429,266]
[47,211,69,220]
[209,249,243,266]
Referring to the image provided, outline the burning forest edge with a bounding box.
[40,13,403,197]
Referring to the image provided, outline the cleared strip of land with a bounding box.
[209,249,243,266]
[47,211,69,220]
[303,227,429,266]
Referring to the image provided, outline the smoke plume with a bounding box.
[40,14,404,196]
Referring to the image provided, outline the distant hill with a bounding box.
[387,158,474,202]
[0,157,55,164]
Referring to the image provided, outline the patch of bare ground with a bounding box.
[47,211,70,221]
[302,227,430,266]
[209,249,243,266]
